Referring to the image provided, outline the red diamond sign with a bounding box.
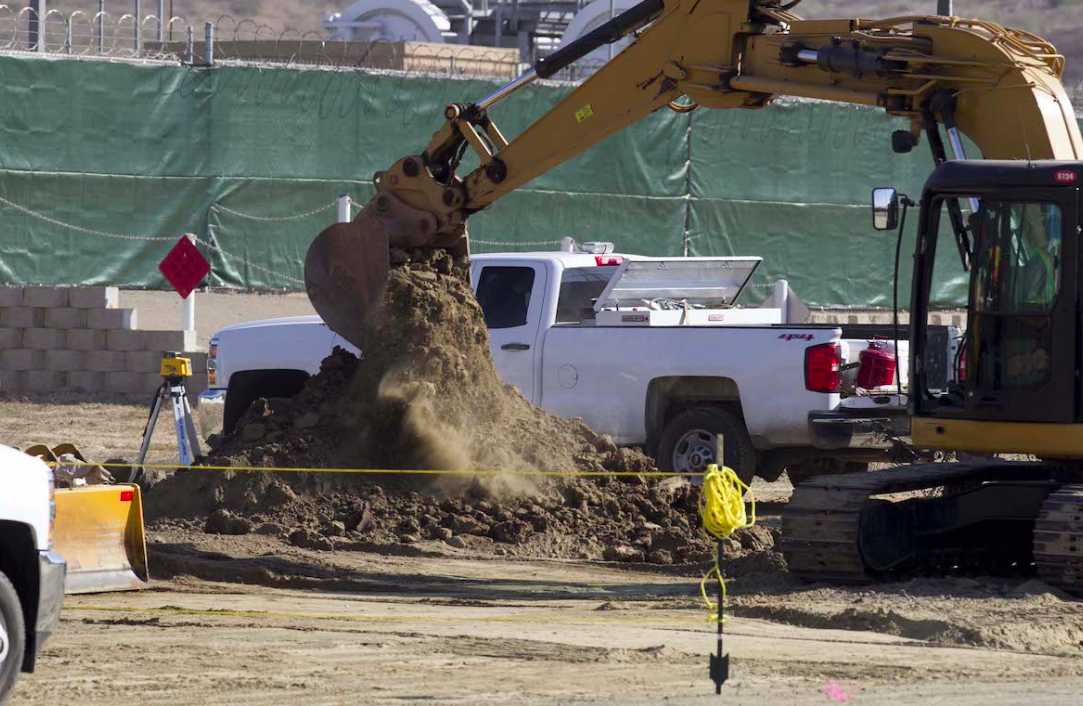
[159,235,210,299]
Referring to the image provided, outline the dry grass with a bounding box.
[0,394,207,466]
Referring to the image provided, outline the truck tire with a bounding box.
[223,370,309,436]
[0,570,26,705]
[657,407,756,486]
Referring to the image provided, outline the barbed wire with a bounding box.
[213,200,338,222]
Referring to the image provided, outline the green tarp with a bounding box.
[0,54,1078,307]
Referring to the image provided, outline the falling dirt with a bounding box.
[145,248,779,567]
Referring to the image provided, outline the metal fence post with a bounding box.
[64,18,71,54]
[156,0,163,41]
[30,0,45,52]
[133,0,140,53]
[204,21,213,66]
[98,0,105,53]
[337,195,351,223]
[184,24,192,64]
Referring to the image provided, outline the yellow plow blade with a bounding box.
[54,484,150,594]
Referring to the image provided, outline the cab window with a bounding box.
[475,266,535,329]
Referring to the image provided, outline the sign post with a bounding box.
[159,235,210,335]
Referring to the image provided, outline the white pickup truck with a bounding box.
[200,249,961,482]
[0,445,65,703]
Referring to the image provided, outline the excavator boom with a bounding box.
[305,0,1081,346]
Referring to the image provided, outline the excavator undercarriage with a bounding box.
[783,463,1083,592]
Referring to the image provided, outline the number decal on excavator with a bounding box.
[575,104,594,123]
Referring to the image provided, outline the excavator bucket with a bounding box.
[25,444,150,594]
[304,215,389,350]
[305,181,468,349]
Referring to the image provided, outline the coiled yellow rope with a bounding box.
[698,464,755,623]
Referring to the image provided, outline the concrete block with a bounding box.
[126,351,164,373]
[86,307,137,331]
[0,328,22,348]
[23,370,66,393]
[44,350,86,373]
[68,286,119,309]
[22,287,68,308]
[0,371,22,394]
[0,287,23,306]
[67,371,103,393]
[0,306,44,329]
[107,330,145,352]
[140,329,197,353]
[104,371,145,394]
[85,350,127,373]
[21,328,67,350]
[66,329,107,351]
[0,349,44,371]
[43,307,88,330]
[32,371,71,393]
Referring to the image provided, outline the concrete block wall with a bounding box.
[0,286,208,403]
[807,309,968,329]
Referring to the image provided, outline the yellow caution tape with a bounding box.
[697,464,754,624]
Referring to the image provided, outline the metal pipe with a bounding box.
[134,0,140,53]
[475,68,537,110]
[607,0,615,61]
[184,24,192,64]
[156,0,163,40]
[337,195,352,223]
[729,75,881,106]
[31,0,45,52]
[204,21,213,65]
[98,0,104,53]
[946,126,981,212]
[796,48,818,64]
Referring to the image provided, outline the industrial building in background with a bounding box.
[323,0,638,66]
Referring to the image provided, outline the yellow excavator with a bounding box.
[305,0,1083,592]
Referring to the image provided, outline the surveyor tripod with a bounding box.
[135,353,202,481]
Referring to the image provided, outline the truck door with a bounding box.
[473,262,548,403]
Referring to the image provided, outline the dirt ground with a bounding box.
[4,400,1083,705]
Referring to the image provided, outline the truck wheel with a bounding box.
[657,407,756,485]
[0,570,26,705]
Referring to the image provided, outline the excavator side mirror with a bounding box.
[872,188,899,231]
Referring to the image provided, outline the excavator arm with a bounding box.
[306,0,1083,346]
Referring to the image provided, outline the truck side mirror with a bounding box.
[872,188,899,231]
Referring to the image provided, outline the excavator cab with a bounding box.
[908,161,1082,448]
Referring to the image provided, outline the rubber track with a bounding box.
[1033,484,1083,594]
[780,462,1049,583]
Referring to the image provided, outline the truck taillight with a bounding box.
[595,255,624,266]
[805,342,841,393]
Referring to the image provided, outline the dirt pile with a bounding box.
[146,247,781,567]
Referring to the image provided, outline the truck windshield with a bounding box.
[556,266,618,324]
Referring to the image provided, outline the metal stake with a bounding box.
[133,0,140,53]
[97,0,104,54]
[156,0,163,41]
[709,434,729,694]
